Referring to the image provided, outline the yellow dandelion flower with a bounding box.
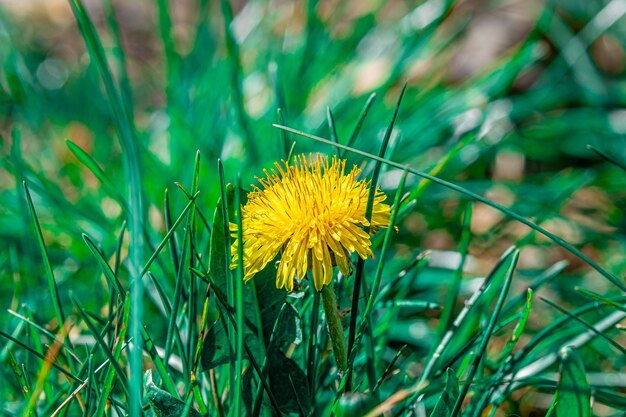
[230,153,393,291]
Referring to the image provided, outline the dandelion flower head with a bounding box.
[230,153,393,291]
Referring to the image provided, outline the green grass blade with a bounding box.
[512,309,626,387]
[82,233,125,299]
[471,289,535,415]
[23,182,65,329]
[102,0,134,120]
[0,330,81,383]
[417,246,517,388]
[277,108,290,159]
[438,203,473,334]
[586,144,626,172]
[164,189,181,273]
[146,272,188,377]
[233,174,245,417]
[326,106,340,154]
[509,296,626,373]
[341,92,376,158]
[220,0,258,162]
[141,326,178,396]
[66,140,127,207]
[187,151,201,382]
[556,347,591,417]
[82,354,95,417]
[451,250,519,416]
[500,261,567,318]
[306,289,320,408]
[7,310,80,365]
[139,191,199,279]
[164,229,190,375]
[272,124,625,292]
[208,281,284,416]
[71,294,130,395]
[499,289,534,362]
[576,287,626,312]
[429,368,459,417]
[541,297,626,355]
[114,220,126,275]
[67,2,144,412]
[343,170,407,392]
[347,83,407,389]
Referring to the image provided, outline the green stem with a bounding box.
[321,284,347,373]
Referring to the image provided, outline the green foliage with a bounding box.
[146,370,202,417]
[555,347,591,417]
[429,369,459,417]
[1,0,626,416]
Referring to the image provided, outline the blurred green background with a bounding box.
[1,0,626,415]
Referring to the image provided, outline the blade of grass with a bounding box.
[82,355,94,417]
[499,260,568,318]
[347,83,407,391]
[51,344,130,417]
[173,183,213,239]
[470,290,534,416]
[114,220,126,276]
[209,282,284,416]
[220,0,259,162]
[540,297,626,355]
[141,326,178,396]
[67,2,144,413]
[500,289,534,362]
[450,250,519,417]
[438,203,473,334]
[216,159,236,398]
[66,140,127,207]
[233,174,245,417]
[0,330,81,383]
[326,106,340,155]
[341,92,376,158]
[164,189,181,273]
[272,124,625,292]
[556,347,591,417]
[586,144,626,172]
[505,296,626,378]
[82,233,125,298]
[277,108,290,159]
[373,345,408,394]
[146,272,188,376]
[7,310,80,365]
[71,294,130,395]
[164,229,190,373]
[252,303,303,416]
[417,246,517,390]
[93,299,132,417]
[342,169,407,393]
[509,309,626,390]
[67,4,144,416]
[187,151,201,384]
[307,289,320,407]
[576,287,626,312]
[23,182,65,329]
[103,0,134,121]
[139,191,199,279]
[21,321,73,417]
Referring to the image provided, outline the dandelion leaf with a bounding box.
[201,316,230,369]
[145,370,202,417]
[429,368,459,417]
[268,350,311,414]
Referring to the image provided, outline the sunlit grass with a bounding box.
[1,0,625,416]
